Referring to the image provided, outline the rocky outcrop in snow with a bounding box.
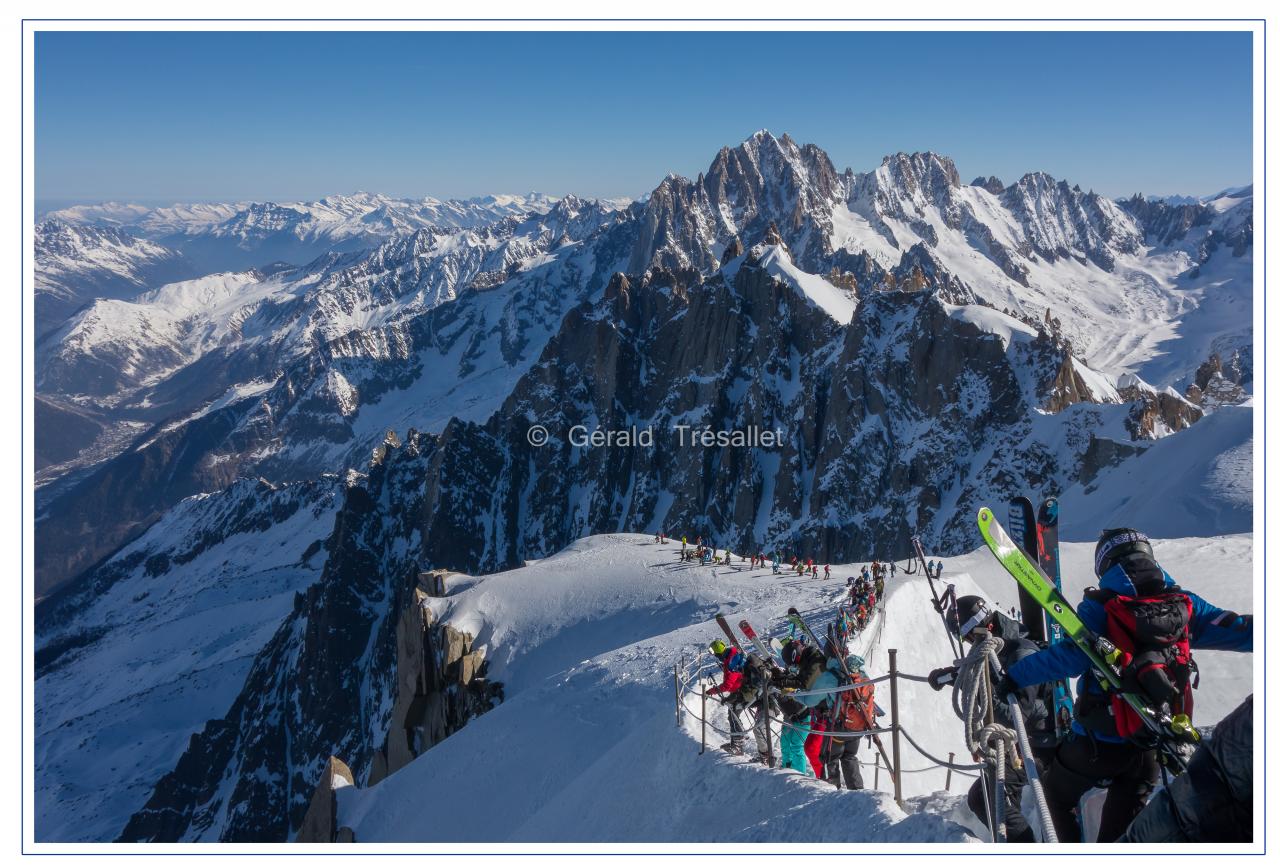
[294,757,356,843]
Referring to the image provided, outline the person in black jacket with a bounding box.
[929,595,1056,843]
[1118,694,1252,843]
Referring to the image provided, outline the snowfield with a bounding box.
[334,530,1253,843]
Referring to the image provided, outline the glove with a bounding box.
[779,695,805,718]
[927,666,958,691]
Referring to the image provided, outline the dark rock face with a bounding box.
[117,449,501,843]
[1185,351,1250,409]
[294,757,355,843]
[1001,173,1142,270]
[1119,194,1214,245]
[1120,387,1203,440]
[972,176,1005,195]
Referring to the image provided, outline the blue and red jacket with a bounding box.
[1007,564,1252,743]
[708,647,746,695]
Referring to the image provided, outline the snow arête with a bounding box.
[975,507,1200,768]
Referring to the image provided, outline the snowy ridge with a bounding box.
[329,529,1250,843]
[44,191,563,239]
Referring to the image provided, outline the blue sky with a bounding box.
[35,30,1252,203]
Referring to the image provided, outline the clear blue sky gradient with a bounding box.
[35,30,1253,203]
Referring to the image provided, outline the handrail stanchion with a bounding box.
[763,691,774,766]
[946,752,955,791]
[889,648,903,807]
[675,658,681,726]
[699,683,707,755]
[873,750,881,790]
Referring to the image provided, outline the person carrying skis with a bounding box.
[733,649,784,766]
[776,639,816,774]
[822,654,879,789]
[1001,528,1253,843]
[778,637,838,778]
[928,595,1057,843]
[707,638,749,754]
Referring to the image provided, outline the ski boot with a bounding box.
[720,741,745,756]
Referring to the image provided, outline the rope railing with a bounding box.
[678,669,983,780]
[676,646,992,792]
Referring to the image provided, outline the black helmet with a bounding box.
[1094,528,1155,577]
[948,595,992,639]
[781,637,806,667]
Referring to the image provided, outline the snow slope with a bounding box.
[1059,403,1253,539]
[34,477,342,843]
[333,530,1252,843]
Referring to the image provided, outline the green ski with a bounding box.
[976,508,1200,755]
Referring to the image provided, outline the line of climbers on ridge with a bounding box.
[703,603,886,789]
[654,531,941,589]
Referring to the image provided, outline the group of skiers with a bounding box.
[670,534,845,579]
[926,527,1253,843]
[707,617,882,790]
[843,575,879,632]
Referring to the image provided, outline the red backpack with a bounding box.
[1092,587,1196,739]
[834,671,876,732]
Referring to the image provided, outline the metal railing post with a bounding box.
[889,648,903,807]
[699,684,707,755]
[763,693,773,766]
[873,751,881,790]
[675,659,681,726]
[946,752,955,791]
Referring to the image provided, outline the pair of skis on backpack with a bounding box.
[977,506,1200,758]
[1007,496,1076,740]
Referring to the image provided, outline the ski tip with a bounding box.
[977,506,993,525]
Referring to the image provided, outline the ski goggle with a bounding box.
[956,603,991,639]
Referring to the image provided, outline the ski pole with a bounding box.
[914,535,961,659]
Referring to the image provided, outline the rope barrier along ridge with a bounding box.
[683,656,986,776]
[680,679,980,780]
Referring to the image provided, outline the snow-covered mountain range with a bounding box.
[33,132,1253,844]
[35,132,1251,595]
